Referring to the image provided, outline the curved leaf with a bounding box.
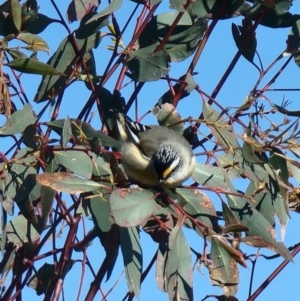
[166,224,193,301]
[127,48,169,82]
[16,33,49,53]
[11,0,21,31]
[7,58,65,75]
[47,118,121,148]
[0,103,36,135]
[54,150,93,177]
[110,188,155,227]
[6,214,40,247]
[120,227,142,298]
[192,163,233,190]
[34,32,102,102]
[227,195,293,262]
[210,236,239,293]
[67,0,100,23]
[36,172,107,193]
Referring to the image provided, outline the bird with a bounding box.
[112,110,196,188]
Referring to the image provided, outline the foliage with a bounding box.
[0,0,300,301]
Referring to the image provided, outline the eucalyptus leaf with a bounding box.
[166,224,193,301]
[120,227,142,298]
[0,103,36,135]
[47,118,121,148]
[54,150,93,177]
[7,58,65,76]
[36,172,107,194]
[6,214,40,247]
[110,188,155,227]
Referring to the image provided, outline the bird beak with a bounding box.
[158,178,165,186]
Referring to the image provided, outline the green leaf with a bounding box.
[0,103,36,135]
[23,124,38,149]
[155,242,168,291]
[36,172,107,194]
[222,200,241,227]
[142,205,174,243]
[6,214,40,247]
[34,31,102,102]
[26,13,58,34]
[84,190,112,232]
[191,0,250,19]
[97,224,119,281]
[152,103,183,131]
[11,0,21,31]
[127,47,169,82]
[177,188,218,231]
[75,11,109,39]
[67,0,100,23]
[222,224,249,234]
[16,32,49,53]
[245,180,273,226]
[27,263,55,295]
[202,100,240,153]
[269,148,289,185]
[210,236,239,291]
[7,49,28,59]
[86,0,122,24]
[215,234,247,268]
[242,140,263,164]
[40,185,55,229]
[170,0,186,11]
[62,117,72,148]
[47,118,121,148]
[286,19,300,54]
[185,73,197,93]
[14,174,38,226]
[4,147,37,201]
[120,227,142,298]
[7,58,65,75]
[110,188,155,227]
[91,153,112,177]
[54,150,93,178]
[232,19,257,63]
[287,161,300,184]
[249,2,300,28]
[192,163,233,190]
[2,196,13,215]
[138,12,207,62]
[166,224,193,301]
[227,194,293,262]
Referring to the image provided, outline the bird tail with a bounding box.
[110,110,150,144]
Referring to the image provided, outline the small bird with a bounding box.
[113,111,196,188]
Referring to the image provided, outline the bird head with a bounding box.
[153,144,183,188]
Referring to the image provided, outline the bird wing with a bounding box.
[138,127,179,158]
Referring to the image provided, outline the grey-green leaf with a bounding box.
[54,150,93,178]
[47,118,121,148]
[110,188,155,227]
[0,103,36,135]
[192,163,233,190]
[36,172,106,194]
[120,227,142,298]
[227,194,293,262]
[166,224,193,301]
[7,58,65,75]
[6,214,40,247]
[127,48,169,82]
[11,0,21,31]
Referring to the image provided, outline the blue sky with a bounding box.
[4,1,300,301]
